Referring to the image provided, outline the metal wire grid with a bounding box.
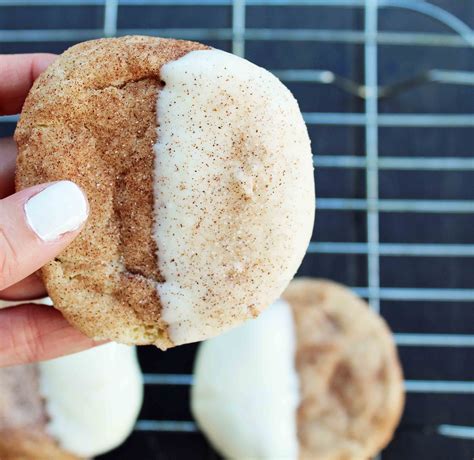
[0,0,473,455]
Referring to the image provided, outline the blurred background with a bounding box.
[1,0,473,458]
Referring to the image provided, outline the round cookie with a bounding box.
[15,36,315,349]
[192,278,405,460]
[0,343,143,459]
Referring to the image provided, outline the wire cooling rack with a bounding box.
[0,1,473,458]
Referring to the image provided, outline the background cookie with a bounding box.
[192,278,405,460]
[0,343,143,459]
[15,36,315,349]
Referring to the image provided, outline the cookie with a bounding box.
[0,343,143,459]
[192,278,405,460]
[15,36,315,349]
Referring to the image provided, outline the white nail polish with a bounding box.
[24,181,89,242]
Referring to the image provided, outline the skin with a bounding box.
[0,54,102,368]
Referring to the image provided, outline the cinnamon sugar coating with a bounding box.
[15,36,207,347]
[15,36,314,347]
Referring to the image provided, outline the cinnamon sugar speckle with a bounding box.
[15,37,314,348]
[153,49,314,344]
[284,279,404,460]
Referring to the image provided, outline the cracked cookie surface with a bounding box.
[15,36,315,348]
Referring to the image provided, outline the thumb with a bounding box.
[0,181,89,291]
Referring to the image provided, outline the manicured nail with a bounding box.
[24,181,88,242]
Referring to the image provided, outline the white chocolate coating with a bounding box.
[192,299,299,459]
[39,343,143,458]
[154,49,314,345]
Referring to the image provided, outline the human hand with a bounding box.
[0,53,100,368]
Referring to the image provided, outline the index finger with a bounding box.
[0,53,57,116]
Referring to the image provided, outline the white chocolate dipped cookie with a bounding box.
[15,36,315,349]
[192,278,405,460]
[0,342,143,459]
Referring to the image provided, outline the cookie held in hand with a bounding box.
[15,36,315,348]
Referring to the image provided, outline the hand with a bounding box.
[0,53,100,368]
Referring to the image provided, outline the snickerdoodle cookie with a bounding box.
[15,36,315,348]
[192,278,404,460]
[0,343,142,459]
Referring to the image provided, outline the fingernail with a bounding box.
[24,181,88,242]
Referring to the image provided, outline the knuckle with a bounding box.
[17,307,45,364]
[0,306,44,366]
[0,226,19,290]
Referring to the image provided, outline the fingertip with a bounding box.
[0,181,89,291]
[32,53,57,77]
[0,53,58,115]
